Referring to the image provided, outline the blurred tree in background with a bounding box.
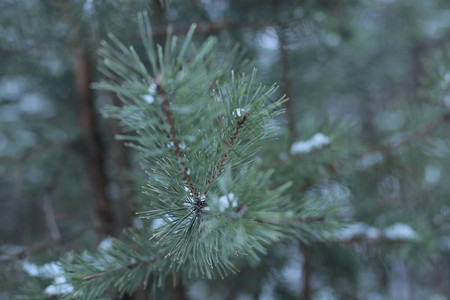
[2,0,450,299]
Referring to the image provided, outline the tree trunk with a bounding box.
[75,48,116,236]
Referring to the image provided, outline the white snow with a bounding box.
[336,222,380,240]
[424,165,441,185]
[167,141,186,150]
[384,223,419,241]
[357,152,384,169]
[290,133,331,155]
[151,214,176,230]
[98,238,113,251]
[21,260,73,295]
[366,227,381,239]
[22,261,62,278]
[82,0,94,16]
[336,222,419,242]
[232,108,246,117]
[151,218,166,230]
[44,275,74,295]
[143,82,157,104]
[22,261,40,276]
[218,193,238,212]
[257,27,279,51]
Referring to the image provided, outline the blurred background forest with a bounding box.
[2,0,450,299]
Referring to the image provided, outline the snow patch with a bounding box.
[218,193,238,212]
[384,223,419,241]
[336,222,418,241]
[44,275,74,295]
[151,218,166,230]
[357,152,384,169]
[290,133,330,155]
[143,82,157,104]
[22,261,40,276]
[22,261,62,278]
[167,141,186,150]
[98,238,113,251]
[257,27,279,51]
[21,260,73,295]
[233,108,246,118]
[336,222,380,240]
[424,165,441,185]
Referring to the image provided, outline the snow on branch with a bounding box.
[21,260,73,295]
[335,222,419,244]
[290,133,331,156]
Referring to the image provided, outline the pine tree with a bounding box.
[3,1,450,299]
[53,12,344,299]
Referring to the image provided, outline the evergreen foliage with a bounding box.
[56,12,344,298]
[3,1,450,299]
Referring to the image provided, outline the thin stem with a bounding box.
[83,257,163,280]
[252,216,325,225]
[300,242,311,300]
[203,112,249,196]
[157,83,201,204]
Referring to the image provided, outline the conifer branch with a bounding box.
[356,111,450,158]
[157,83,202,205]
[0,227,93,264]
[83,257,163,280]
[252,216,325,225]
[203,112,249,195]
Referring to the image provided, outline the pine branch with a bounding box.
[252,216,326,225]
[203,112,249,196]
[157,82,202,205]
[83,257,163,280]
[356,111,450,158]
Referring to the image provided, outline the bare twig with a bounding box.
[203,112,249,196]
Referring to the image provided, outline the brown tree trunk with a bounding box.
[277,28,296,147]
[74,48,116,236]
[301,243,312,300]
[273,0,296,147]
